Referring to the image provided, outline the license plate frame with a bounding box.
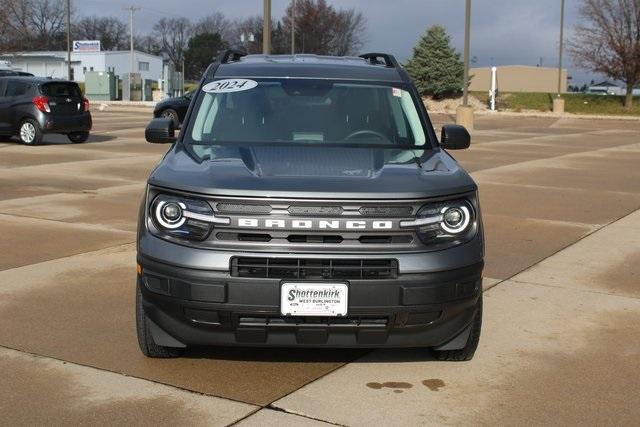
[280,282,349,317]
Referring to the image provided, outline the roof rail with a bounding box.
[216,49,247,64]
[359,53,399,68]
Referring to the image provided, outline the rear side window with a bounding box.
[6,81,31,97]
[41,83,81,98]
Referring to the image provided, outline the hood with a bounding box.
[148,144,477,199]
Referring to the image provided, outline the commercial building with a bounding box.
[0,50,164,83]
[469,65,568,93]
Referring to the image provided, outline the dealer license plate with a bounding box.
[280,282,348,317]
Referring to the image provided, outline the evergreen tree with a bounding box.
[184,32,228,80]
[406,26,465,99]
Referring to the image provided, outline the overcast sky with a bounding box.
[79,0,598,85]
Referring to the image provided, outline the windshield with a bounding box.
[185,78,429,148]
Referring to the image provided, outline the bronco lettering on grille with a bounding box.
[235,218,394,230]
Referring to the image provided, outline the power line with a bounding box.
[81,0,186,19]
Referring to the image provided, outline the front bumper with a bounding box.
[137,253,483,348]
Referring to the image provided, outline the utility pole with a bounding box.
[124,6,140,74]
[263,0,271,54]
[66,0,71,80]
[557,0,565,96]
[553,0,566,113]
[291,0,296,55]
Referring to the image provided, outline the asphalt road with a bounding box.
[0,108,638,425]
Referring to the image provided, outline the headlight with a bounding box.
[149,194,229,241]
[401,198,476,246]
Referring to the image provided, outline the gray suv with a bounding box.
[0,77,92,144]
[138,51,483,361]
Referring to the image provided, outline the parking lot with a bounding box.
[1,108,639,425]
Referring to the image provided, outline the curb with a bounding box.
[429,109,640,122]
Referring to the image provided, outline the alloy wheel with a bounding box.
[20,122,36,144]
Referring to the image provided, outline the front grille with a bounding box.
[216,232,272,242]
[238,315,388,328]
[359,206,413,217]
[231,257,398,280]
[216,203,272,214]
[288,206,343,216]
[287,235,343,244]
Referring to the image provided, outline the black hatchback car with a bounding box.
[0,77,92,144]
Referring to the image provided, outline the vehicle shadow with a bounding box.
[181,346,437,363]
[0,134,117,145]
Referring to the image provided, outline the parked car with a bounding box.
[0,77,92,144]
[152,91,193,128]
[138,51,483,360]
[0,70,34,77]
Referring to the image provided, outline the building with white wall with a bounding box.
[0,50,164,83]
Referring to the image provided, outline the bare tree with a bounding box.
[193,12,232,40]
[29,0,66,49]
[332,9,366,56]
[74,16,128,51]
[153,17,192,67]
[135,34,162,56]
[1,0,67,50]
[0,7,11,49]
[569,0,640,108]
[281,0,366,55]
[228,16,266,54]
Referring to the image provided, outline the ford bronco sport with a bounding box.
[137,51,483,360]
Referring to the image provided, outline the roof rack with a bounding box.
[217,49,247,64]
[359,53,400,68]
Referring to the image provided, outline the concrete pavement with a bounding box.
[272,209,640,425]
[0,109,638,424]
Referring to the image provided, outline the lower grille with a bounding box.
[231,257,398,280]
[238,315,388,328]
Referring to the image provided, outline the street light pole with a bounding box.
[456,0,474,131]
[66,0,71,80]
[553,0,566,113]
[557,0,565,96]
[263,0,272,54]
[462,0,471,107]
[291,0,296,55]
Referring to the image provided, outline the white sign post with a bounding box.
[489,66,498,111]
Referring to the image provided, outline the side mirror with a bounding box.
[145,118,176,144]
[440,124,470,150]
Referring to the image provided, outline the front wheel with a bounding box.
[18,119,43,145]
[68,132,90,144]
[432,295,483,361]
[136,284,183,358]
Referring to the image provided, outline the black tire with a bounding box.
[432,295,482,361]
[68,132,90,144]
[160,108,180,129]
[18,119,43,145]
[136,284,183,358]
